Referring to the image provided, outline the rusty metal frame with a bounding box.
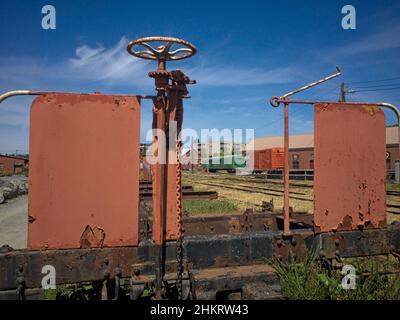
[1,223,400,294]
[270,98,400,236]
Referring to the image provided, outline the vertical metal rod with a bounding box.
[283,102,290,236]
[154,102,167,300]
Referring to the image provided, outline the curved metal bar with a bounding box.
[379,103,400,183]
[281,66,342,99]
[140,42,161,55]
[379,102,400,125]
[0,90,40,103]
[269,67,342,108]
[169,48,193,55]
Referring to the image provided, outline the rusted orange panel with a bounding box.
[166,163,179,240]
[314,103,386,233]
[253,148,284,171]
[28,93,141,250]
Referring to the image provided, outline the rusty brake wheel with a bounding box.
[127,36,197,61]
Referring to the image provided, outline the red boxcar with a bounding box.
[253,148,284,172]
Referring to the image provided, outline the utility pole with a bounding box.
[339,82,346,102]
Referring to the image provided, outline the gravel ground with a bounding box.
[0,194,27,249]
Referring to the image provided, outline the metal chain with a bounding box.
[175,138,184,300]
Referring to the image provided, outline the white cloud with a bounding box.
[68,36,151,84]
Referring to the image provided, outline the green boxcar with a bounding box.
[204,155,246,173]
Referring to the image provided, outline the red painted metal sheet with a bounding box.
[314,103,386,233]
[253,148,284,171]
[271,148,284,169]
[28,93,141,250]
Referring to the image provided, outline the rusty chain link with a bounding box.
[175,138,184,300]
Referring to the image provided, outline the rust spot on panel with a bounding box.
[363,106,380,116]
[80,225,106,248]
[336,215,353,232]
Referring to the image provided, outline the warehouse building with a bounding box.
[0,154,29,174]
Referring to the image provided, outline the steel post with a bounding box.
[283,102,290,236]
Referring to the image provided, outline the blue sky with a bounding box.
[0,0,399,153]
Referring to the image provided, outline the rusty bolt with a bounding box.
[291,238,297,246]
[334,239,340,246]
[276,239,282,248]
[335,250,340,256]
[210,226,214,231]
[319,250,326,258]
[133,268,140,277]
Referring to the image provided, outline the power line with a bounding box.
[352,86,400,93]
[346,76,400,85]
[350,82,400,89]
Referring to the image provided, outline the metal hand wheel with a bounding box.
[127,36,197,61]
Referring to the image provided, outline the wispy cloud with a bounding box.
[0,36,302,91]
[68,36,151,84]
[0,36,152,90]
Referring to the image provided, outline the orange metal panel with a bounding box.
[271,148,284,169]
[314,103,386,233]
[28,93,141,250]
[253,148,284,170]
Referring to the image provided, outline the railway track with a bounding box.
[191,181,313,202]
[194,179,308,196]
[192,173,400,197]
[185,175,400,215]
